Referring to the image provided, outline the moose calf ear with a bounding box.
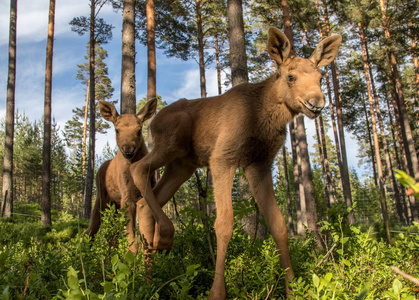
[137,97,157,123]
[267,27,291,65]
[309,35,342,68]
[98,100,119,123]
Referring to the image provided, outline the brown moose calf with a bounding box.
[131,28,341,299]
[85,98,157,254]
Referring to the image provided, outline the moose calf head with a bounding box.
[267,28,341,119]
[98,99,157,160]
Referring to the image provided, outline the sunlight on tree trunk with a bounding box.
[41,0,55,227]
[2,0,17,219]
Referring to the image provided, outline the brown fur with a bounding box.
[85,98,157,254]
[131,28,341,298]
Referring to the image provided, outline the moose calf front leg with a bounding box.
[123,200,139,255]
[137,199,156,253]
[131,160,175,252]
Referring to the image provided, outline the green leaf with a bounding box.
[392,279,402,295]
[118,262,130,275]
[342,259,351,267]
[324,273,333,283]
[313,274,320,289]
[124,251,135,265]
[111,254,119,267]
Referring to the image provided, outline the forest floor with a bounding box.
[0,203,418,299]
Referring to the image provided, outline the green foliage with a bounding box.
[395,170,419,199]
[1,203,419,299]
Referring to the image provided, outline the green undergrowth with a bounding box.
[1,204,418,299]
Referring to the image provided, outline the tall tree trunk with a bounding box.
[41,0,55,227]
[82,81,90,175]
[2,0,17,219]
[146,0,158,158]
[358,22,391,243]
[290,120,305,235]
[323,1,354,224]
[281,147,295,236]
[362,26,404,224]
[283,0,320,246]
[378,0,419,188]
[196,0,206,98]
[146,0,156,102]
[360,91,378,186]
[228,0,248,86]
[121,0,136,114]
[83,0,96,219]
[385,95,410,223]
[214,35,222,95]
[319,115,336,206]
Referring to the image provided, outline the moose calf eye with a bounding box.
[115,129,119,134]
[288,75,295,82]
[137,129,142,136]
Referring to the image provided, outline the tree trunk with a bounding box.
[358,21,391,243]
[385,95,410,223]
[320,116,336,206]
[2,0,17,219]
[214,35,222,95]
[196,0,206,98]
[323,2,354,224]
[378,0,419,186]
[121,0,136,114]
[146,0,158,158]
[41,0,55,227]
[360,91,378,186]
[315,118,331,209]
[281,147,295,236]
[227,0,248,86]
[82,81,89,175]
[379,0,418,220]
[146,0,156,102]
[362,26,404,224]
[83,0,96,219]
[283,0,320,246]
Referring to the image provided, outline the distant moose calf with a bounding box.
[130,28,341,299]
[85,98,157,254]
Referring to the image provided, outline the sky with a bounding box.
[0,0,366,177]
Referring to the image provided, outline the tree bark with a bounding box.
[121,0,136,114]
[362,26,404,224]
[2,0,17,219]
[82,81,89,175]
[214,35,222,95]
[378,0,419,185]
[281,147,295,236]
[196,0,206,98]
[323,1,354,224]
[283,0,320,246]
[227,0,248,86]
[41,0,55,226]
[358,21,391,243]
[83,0,96,219]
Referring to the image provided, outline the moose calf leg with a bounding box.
[208,162,235,300]
[137,198,156,254]
[245,166,294,291]
[131,160,175,251]
[124,201,139,255]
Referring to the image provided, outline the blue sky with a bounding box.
[0,0,364,176]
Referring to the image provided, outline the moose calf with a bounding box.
[85,98,157,254]
[131,28,341,298]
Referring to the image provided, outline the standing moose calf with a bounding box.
[131,28,341,298]
[85,98,157,255]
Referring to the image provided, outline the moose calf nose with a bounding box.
[306,92,325,111]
